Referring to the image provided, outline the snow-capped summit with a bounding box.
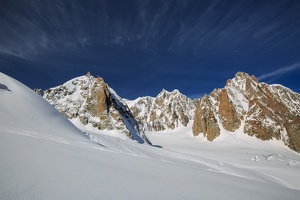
[36,72,151,144]
[38,74,196,135]
[36,71,300,152]
[2,71,300,199]
[193,72,300,152]
[127,88,196,131]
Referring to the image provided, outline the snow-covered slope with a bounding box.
[1,72,300,199]
[0,72,88,142]
[147,124,300,192]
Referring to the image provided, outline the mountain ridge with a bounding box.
[2,72,300,199]
[192,72,300,152]
[35,72,151,145]
[35,71,300,152]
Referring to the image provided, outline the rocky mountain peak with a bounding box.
[157,88,168,98]
[157,88,181,97]
[128,88,196,132]
[86,71,92,77]
[234,71,250,79]
[36,74,151,144]
[171,89,180,94]
[35,71,300,152]
[193,72,300,152]
[95,76,105,84]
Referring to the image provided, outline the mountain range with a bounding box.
[35,72,300,152]
[1,71,300,199]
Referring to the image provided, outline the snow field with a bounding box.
[1,72,300,199]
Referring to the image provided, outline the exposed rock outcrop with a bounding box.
[37,72,151,144]
[218,88,241,132]
[192,72,300,152]
[126,89,196,132]
[36,71,300,152]
[192,95,220,141]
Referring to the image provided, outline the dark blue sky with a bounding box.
[1,0,300,99]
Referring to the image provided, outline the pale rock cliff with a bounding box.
[36,72,151,144]
[126,89,195,131]
[35,71,300,152]
[192,72,300,152]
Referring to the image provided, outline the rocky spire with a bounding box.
[86,71,91,77]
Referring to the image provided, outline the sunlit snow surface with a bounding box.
[1,72,300,200]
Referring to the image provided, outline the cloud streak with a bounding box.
[0,0,300,99]
[0,0,299,59]
[257,62,300,81]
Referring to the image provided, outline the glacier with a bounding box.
[0,72,300,200]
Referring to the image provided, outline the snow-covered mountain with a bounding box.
[126,89,195,131]
[37,73,196,135]
[36,71,300,152]
[35,72,195,144]
[193,72,300,152]
[1,72,300,199]
[35,72,151,144]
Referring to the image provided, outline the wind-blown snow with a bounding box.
[1,72,300,200]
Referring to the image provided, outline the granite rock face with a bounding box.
[192,95,220,141]
[37,72,151,144]
[126,89,196,132]
[218,88,241,132]
[192,72,300,152]
[36,71,300,152]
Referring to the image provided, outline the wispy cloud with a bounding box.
[257,62,300,80]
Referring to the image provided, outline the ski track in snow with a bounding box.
[1,124,287,187]
[256,170,295,189]
[1,120,300,193]
[81,130,300,190]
